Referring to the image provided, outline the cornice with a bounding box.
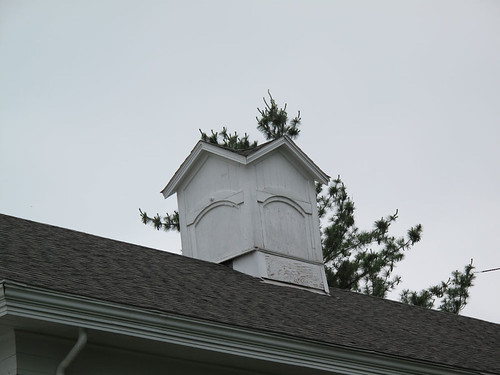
[161,137,329,198]
[0,280,482,375]
[161,141,247,198]
[246,136,329,184]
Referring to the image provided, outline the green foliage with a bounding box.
[198,90,301,149]
[199,127,258,150]
[139,208,179,232]
[318,177,423,298]
[399,289,435,309]
[140,92,476,314]
[256,90,301,140]
[319,177,474,311]
[401,260,475,313]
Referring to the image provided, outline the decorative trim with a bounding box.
[191,200,240,227]
[257,191,312,214]
[254,248,324,266]
[246,137,329,184]
[0,281,478,375]
[161,137,330,198]
[186,191,244,225]
[161,142,247,198]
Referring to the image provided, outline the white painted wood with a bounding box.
[232,250,325,290]
[165,137,329,292]
[161,137,329,198]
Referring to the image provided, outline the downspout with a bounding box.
[56,327,87,375]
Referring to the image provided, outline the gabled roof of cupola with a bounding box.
[161,136,330,198]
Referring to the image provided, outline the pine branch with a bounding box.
[139,209,180,232]
[400,260,475,313]
[199,127,258,151]
[256,90,301,140]
[320,176,423,297]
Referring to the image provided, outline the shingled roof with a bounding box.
[1,213,499,374]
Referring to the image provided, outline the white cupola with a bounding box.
[162,136,330,293]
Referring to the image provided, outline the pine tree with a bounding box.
[401,260,475,313]
[140,92,475,313]
[317,177,423,298]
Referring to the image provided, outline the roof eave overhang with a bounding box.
[161,137,329,199]
[0,280,479,375]
[161,141,247,198]
[247,136,330,185]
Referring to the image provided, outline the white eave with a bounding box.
[0,280,476,375]
[161,136,330,198]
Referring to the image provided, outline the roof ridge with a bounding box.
[199,137,276,156]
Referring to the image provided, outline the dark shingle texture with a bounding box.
[1,213,499,373]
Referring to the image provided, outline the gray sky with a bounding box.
[1,1,499,323]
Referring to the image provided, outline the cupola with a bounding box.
[162,136,330,293]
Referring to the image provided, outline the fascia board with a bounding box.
[1,281,478,375]
[196,142,248,164]
[161,142,246,198]
[162,137,329,198]
[282,136,330,184]
[244,136,287,163]
[246,137,330,185]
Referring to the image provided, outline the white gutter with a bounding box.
[55,327,87,375]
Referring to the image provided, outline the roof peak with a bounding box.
[162,135,329,198]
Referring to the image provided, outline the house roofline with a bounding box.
[0,280,480,375]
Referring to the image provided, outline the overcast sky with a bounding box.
[1,1,499,323]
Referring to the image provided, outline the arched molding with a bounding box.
[191,199,241,227]
[257,191,312,214]
[190,201,243,262]
[260,195,307,216]
[259,195,314,259]
[186,191,244,226]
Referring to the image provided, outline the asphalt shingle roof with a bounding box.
[1,213,499,373]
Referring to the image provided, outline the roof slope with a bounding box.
[1,213,499,374]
